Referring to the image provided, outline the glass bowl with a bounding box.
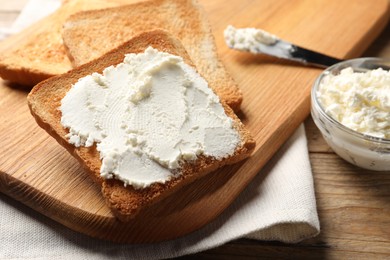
[311,57,390,171]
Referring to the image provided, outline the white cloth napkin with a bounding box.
[0,1,320,259]
[0,0,61,40]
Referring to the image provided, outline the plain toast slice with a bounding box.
[62,0,243,111]
[27,30,255,222]
[0,0,123,86]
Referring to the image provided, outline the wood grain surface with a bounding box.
[0,0,389,247]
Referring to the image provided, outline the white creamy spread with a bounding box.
[224,25,278,49]
[317,67,390,139]
[60,47,241,189]
[224,25,294,59]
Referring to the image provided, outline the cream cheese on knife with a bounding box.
[224,25,342,67]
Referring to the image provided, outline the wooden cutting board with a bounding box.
[0,0,389,243]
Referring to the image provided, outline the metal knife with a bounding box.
[224,25,343,68]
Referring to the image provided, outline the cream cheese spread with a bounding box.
[224,25,278,49]
[317,67,390,139]
[224,25,294,59]
[60,47,240,189]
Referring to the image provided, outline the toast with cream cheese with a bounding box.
[27,30,255,221]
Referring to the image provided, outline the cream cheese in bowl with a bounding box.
[311,58,390,171]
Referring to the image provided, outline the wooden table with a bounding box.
[1,1,389,259]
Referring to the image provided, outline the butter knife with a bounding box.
[224,25,343,68]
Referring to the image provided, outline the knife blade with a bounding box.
[224,25,343,68]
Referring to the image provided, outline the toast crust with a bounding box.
[28,30,255,222]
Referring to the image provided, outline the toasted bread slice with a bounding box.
[0,0,122,86]
[62,0,243,111]
[27,30,255,222]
